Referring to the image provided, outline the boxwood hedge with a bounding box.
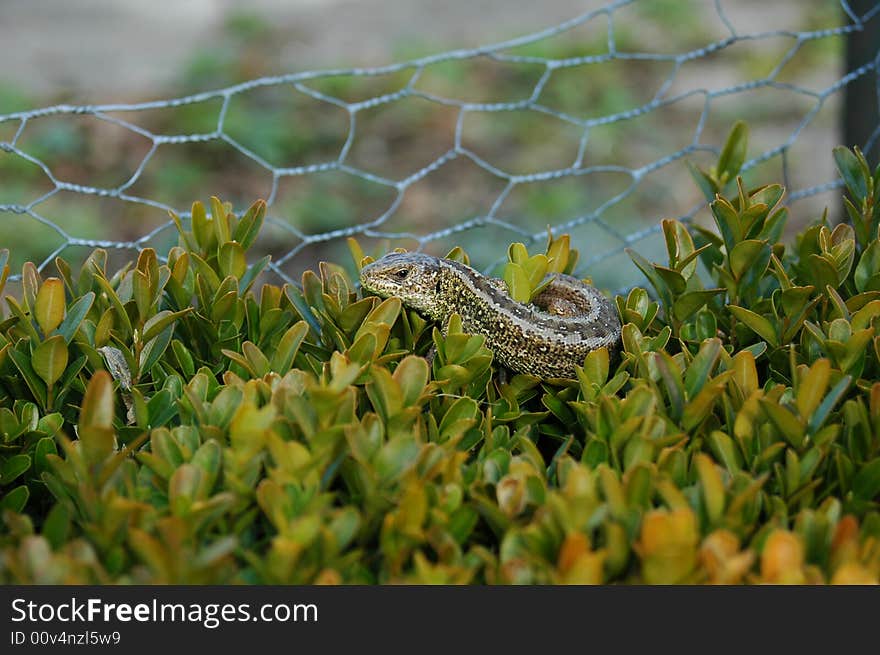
[0,126,878,584]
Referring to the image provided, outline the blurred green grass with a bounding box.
[0,2,846,288]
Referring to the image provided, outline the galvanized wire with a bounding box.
[1,0,878,291]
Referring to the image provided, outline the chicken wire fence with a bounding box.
[1,0,879,293]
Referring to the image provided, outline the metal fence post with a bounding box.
[844,0,880,163]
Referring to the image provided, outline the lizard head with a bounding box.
[359,252,445,320]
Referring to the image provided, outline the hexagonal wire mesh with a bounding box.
[0,0,878,293]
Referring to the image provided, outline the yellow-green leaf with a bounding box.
[580,347,609,388]
[508,242,529,264]
[502,262,531,303]
[33,335,69,387]
[662,219,697,278]
[546,234,570,273]
[795,358,831,419]
[242,341,270,377]
[271,321,309,374]
[211,196,231,245]
[78,371,116,464]
[759,399,806,448]
[0,248,9,299]
[219,241,247,279]
[169,464,202,515]
[22,261,40,314]
[393,355,429,407]
[731,349,758,396]
[132,269,152,319]
[79,370,115,430]
[34,278,65,336]
[717,121,748,182]
[521,254,549,291]
[695,454,725,524]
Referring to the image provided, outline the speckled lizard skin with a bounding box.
[359,252,621,379]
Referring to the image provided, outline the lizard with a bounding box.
[359,252,621,379]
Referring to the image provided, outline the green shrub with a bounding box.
[0,127,878,584]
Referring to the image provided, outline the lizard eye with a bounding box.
[394,268,409,279]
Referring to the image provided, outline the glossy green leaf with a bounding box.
[5,296,40,341]
[32,335,69,388]
[758,206,788,244]
[627,248,672,309]
[852,458,880,501]
[688,161,718,202]
[749,184,784,212]
[727,305,778,347]
[521,254,550,292]
[717,121,748,183]
[833,145,868,201]
[222,348,255,376]
[439,397,479,442]
[759,399,806,448]
[855,240,880,293]
[191,440,221,499]
[684,338,722,398]
[0,485,28,513]
[233,199,266,250]
[142,308,192,344]
[139,324,174,376]
[239,254,271,295]
[654,351,684,420]
[92,273,132,338]
[145,389,177,428]
[729,240,769,281]
[33,437,58,476]
[42,502,71,549]
[673,289,724,322]
[132,269,152,319]
[7,346,47,408]
[653,265,687,295]
[707,431,742,473]
[53,291,95,343]
[1,453,31,485]
[807,374,851,435]
[711,196,742,252]
[807,253,841,289]
[580,347,609,388]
